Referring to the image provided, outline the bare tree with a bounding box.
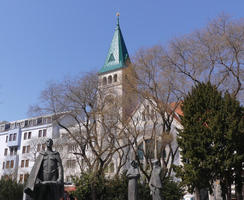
[121,46,184,182]
[29,72,129,178]
[164,14,244,101]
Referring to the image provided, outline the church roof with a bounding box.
[98,14,130,74]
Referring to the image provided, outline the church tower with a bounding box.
[98,13,136,121]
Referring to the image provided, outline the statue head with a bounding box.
[46,138,53,149]
[152,159,160,167]
[131,160,138,168]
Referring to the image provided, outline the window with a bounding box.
[20,121,25,128]
[66,176,71,182]
[137,139,162,162]
[46,117,52,123]
[21,160,24,168]
[19,174,23,183]
[4,148,8,156]
[137,142,144,160]
[6,161,10,169]
[10,148,13,156]
[27,145,30,153]
[142,111,146,121]
[103,77,107,85]
[28,132,31,139]
[33,119,37,126]
[28,120,33,126]
[24,174,29,182]
[5,135,8,143]
[37,144,41,152]
[68,144,77,153]
[13,133,17,141]
[108,53,115,62]
[66,159,76,168]
[10,123,16,129]
[10,160,14,168]
[2,162,5,169]
[37,117,42,125]
[22,146,26,154]
[25,160,29,168]
[145,139,155,159]
[14,147,17,155]
[43,129,47,137]
[9,134,13,141]
[5,123,10,130]
[42,144,46,151]
[24,132,27,140]
[108,75,112,84]
[114,74,117,82]
[146,105,150,115]
[38,130,42,137]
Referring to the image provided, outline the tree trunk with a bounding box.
[200,188,209,200]
[226,185,231,200]
[235,184,243,200]
[195,188,201,200]
[91,184,97,200]
[235,167,243,200]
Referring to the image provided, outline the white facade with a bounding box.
[0,115,79,183]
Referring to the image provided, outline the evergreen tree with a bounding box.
[210,93,244,200]
[177,82,223,200]
[177,82,244,200]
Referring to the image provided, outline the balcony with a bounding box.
[7,128,21,147]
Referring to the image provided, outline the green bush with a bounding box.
[0,179,24,200]
[72,172,184,200]
[72,173,109,200]
[162,177,184,200]
[103,174,128,200]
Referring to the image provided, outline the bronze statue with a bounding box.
[149,160,162,200]
[126,160,140,200]
[24,138,64,200]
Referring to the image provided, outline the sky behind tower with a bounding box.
[0,0,243,121]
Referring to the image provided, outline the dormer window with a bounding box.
[108,53,115,62]
[103,77,107,85]
[108,75,112,84]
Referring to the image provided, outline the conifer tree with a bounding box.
[177,82,244,200]
[210,93,244,200]
[177,82,223,200]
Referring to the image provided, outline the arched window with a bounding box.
[108,75,112,84]
[103,77,107,85]
[138,142,144,160]
[114,74,117,82]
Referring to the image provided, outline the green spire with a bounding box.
[98,13,130,74]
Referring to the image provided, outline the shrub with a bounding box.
[72,172,184,200]
[0,178,24,200]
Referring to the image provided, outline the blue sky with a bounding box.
[0,0,243,122]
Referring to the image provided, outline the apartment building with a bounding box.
[0,115,61,183]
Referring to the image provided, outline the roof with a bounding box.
[98,14,130,74]
[123,100,183,126]
[170,102,183,116]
